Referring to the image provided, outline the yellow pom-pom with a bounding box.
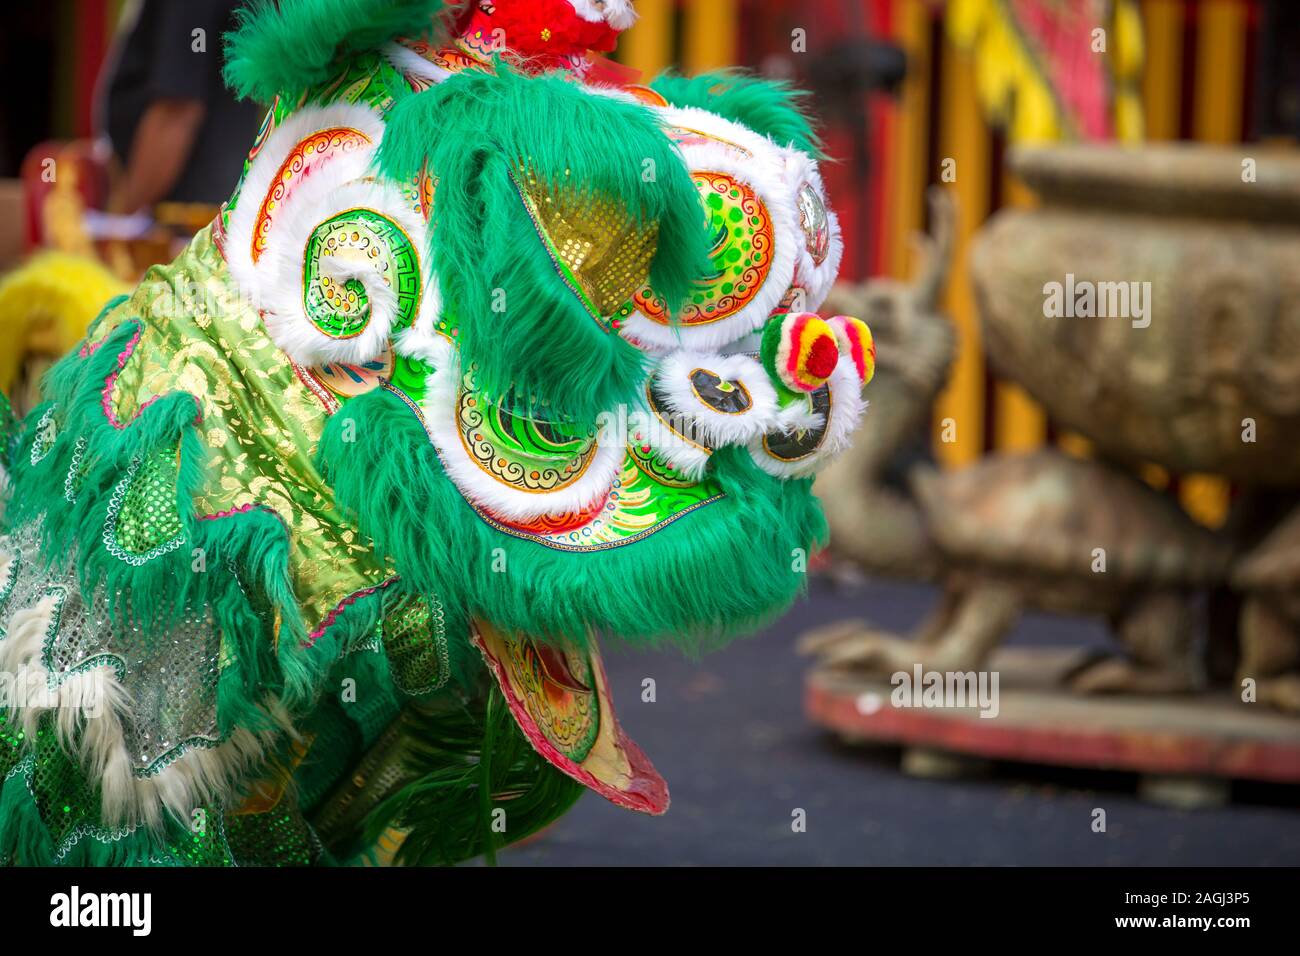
[828,315,874,387]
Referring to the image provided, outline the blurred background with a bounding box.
[1,0,1298,864]
[3,0,1296,515]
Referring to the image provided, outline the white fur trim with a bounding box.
[622,105,800,353]
[570,0,638,30]
[225,102,385,284]
[0,581,290,831]
[651,351,781,447]
[748,360,867,479]
[394,323,453,367]
[419,355,624,521]
[0,591,59,680]
[627,404,712,481]
[248,178,436,366]
[381,41,453,87]
[224,103,439,366]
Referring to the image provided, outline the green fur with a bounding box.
[317,387,826,651]
[276,578,388,714]
[292,698,364,813]
[0,755,235,866]
[224,0,447,104]
[7,317,301,737]
[652,70,826,158]
[0,764,55,866]
[364,690,585,866]
[378,63,713,423]
[0,390,16,479]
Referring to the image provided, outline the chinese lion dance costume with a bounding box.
[0,0,872,865]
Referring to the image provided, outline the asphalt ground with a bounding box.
[499,576,1300,866]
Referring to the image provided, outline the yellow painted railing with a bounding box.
[934,33,988,467]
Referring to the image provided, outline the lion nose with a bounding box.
[760,312,841,394]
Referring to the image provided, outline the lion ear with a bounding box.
[224,103,439,367]
[377,66,712,424]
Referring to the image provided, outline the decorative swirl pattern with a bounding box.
[501,634,599,763]
[250,127,372,264]
[456,375,598,493]
[633,171,774,327]
[762,386,832,462]
[627,440,698,488]
[301,208,422,339]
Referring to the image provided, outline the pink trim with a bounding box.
[474,628,670,816]
[302,577,398,647]
[198,502,268,521]
[98,325,203,430]
[291,362,341,415]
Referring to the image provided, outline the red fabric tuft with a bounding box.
[462,0,622,63]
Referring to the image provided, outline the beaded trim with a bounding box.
[302,577,397,649]
[101,456,188,567]
[35,585,70,688]
[135,734,226,780]
[63,436,88,503]
[508,169,614,332]
[413,594,450,695]
[378,592,451,696]
[29,406,57,466]
[0,547,19,618]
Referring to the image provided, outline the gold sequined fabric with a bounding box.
[519,169,659,317]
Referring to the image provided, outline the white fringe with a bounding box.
[1,592,290,830]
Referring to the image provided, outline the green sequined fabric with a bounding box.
[380,593,450,696]
[109,443,185,558]
[164,807,235,866]
[27,714,127,856]
[223,804,319,866]
[0,712,24,782]
[3,711,320,866]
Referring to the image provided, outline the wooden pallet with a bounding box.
[805,647,1300,807]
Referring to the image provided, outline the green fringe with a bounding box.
[365,689,585,866]
[652,70,826,158]
[0,761,187,866]
[293,698,364,814]
[7,317,304,734]
[277,577,388,714]
[378,62,713,423]
[0,764,55,866]
[0,389,16,478]
[317,387,826,651]
[223,0,448,104]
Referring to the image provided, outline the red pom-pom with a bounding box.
[805,334,840,380]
